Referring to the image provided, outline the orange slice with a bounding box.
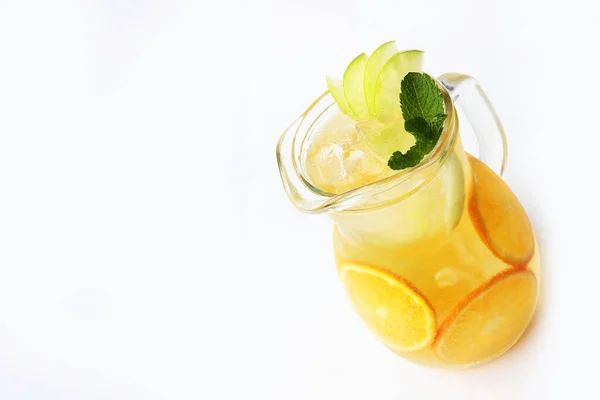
[340,263,436,351]
[433,268,537,365]
[468,154,534,267]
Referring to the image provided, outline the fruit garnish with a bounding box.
[388,72,447,170]
[364,41,399,115]
[433,268,537,364]
[339,262,436,352]
[325,44,446,169]
[374,50,424,124]
[467,154,535,267]
[325,44,424,127]
[326,76,357,119]
[343,53,370,120]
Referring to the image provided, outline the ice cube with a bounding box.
[344,149,384,178]
[307,143,346,190]
[322,113,360,150]
[355,117,386,139]
[305,114,390,193]
[435,267,459,288]
[336,148,385,192]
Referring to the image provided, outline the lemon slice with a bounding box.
[326,76,357,119]
[343,53,370,120]
[374,50,424,123]
[433,268,537,365]
[364,41,399,115]
[340,263,436,351]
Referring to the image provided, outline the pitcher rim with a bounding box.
[276,75,458,214]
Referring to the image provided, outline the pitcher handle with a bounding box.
[438,73,508,177]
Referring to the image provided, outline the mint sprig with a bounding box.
[387,73,447,170]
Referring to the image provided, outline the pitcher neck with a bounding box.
[276,81,458,215]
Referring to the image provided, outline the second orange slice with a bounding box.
[433,268,537,365]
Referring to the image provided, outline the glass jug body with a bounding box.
[277,75,539,368]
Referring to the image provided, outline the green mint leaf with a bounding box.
[404,117,436,142]
[388,73,447,170]
[430,112,448,135]
[387,135,431,170]
[400,72,445,122]
[404,113,447,142]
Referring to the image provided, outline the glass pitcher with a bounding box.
[276,73,540,368]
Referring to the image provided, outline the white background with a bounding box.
[0,0,598,399]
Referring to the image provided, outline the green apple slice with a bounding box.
[326,76,357,119]
[374,50,424,123]
[442,152,465,233]
[364,40,398,115]
[343,53,370,120]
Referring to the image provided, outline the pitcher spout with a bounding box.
[276,94,329,214]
